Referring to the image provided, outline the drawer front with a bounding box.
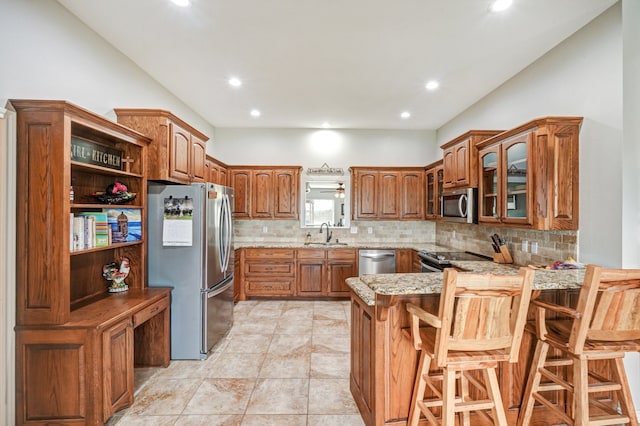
[133,297,169,328]
[245,279,294,295]
[245,262,294,275]
[244,248,294,259]
[327,248,357,260]
[296,249,326,259]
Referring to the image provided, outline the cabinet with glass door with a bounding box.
[425,160,443,219]
[477,117,582,230]
[479,131,532,226]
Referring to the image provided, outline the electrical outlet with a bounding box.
[367,227,373,234]
[262,226,268,233]
[521,240,529,252]
[531,241,538,254]
[350,226,358,234]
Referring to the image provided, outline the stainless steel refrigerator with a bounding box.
[147,182,234,360]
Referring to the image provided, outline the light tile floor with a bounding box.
[108,300,365,426]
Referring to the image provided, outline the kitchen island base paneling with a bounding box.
[350,290,576,426]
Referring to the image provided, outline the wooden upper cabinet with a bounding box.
[400,171,424,219]
[205,155,229,186]
[190,133,207,182]
[229,166,301,219]
[273,169,299,218]
[115,109,209,184]
[476,117,582,230]
[229,169,251,218]
[252,170,274,218]
[169,121,192,182]
[379,172,400,219]
[425,160,444,219]
[441,130,503,189]
[351,167,425,220]
[354,169,378,219]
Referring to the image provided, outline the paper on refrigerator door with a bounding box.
[162,196,193,246]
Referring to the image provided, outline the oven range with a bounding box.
[418,251,492,272]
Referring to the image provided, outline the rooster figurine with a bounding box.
[103,256,130,293]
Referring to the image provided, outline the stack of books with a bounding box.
[70,208,141,251]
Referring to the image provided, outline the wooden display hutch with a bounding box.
[12,100,171,425]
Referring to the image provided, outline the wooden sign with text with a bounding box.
[71,137,123,170]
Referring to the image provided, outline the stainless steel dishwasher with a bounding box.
[358,249,396,275]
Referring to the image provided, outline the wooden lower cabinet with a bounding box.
[234,251,241,302]
[297,248,358,297]
[395,249,413,273]
[327,253,357,296]
[349,290,588,426]
[350,294,376,426]
[16,328,96,424]
[15,289,171,426]
[103,319,134,421]
[297,249,326,296]
[237,248,357,299]
[242,249,296,298]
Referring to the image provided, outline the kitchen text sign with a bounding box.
[71,137,123,170]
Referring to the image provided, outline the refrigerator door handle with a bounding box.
[218,193,228,274]
[221,193,232,273]
[207,276,234,298]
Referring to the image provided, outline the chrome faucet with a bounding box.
[319,222,332,243]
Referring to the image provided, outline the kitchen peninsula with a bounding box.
[346,263,585,426]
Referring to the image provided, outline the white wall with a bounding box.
[212,127,438,171]
[0,1,217,423]
[0,107,16,426]
[0,0,215,138]
[437,3,623,268]
[622,0,640,268]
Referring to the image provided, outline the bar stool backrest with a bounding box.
[569,265,640,354]
[434,267,534,367]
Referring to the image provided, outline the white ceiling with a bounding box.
[57,0,616,130]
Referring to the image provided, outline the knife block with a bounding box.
[493,245,513,264]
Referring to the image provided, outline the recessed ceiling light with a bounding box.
[228,77,242,87]
[425,80,439,91]
[400,112,411,119]
[321,122,331,129]
[490,0,512,12]
[250,109,261,117]
[170,0,190,7]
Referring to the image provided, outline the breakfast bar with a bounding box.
[346,263,585,426]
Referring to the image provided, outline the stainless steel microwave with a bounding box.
[440,188,477,224]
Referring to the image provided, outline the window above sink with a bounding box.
[300,177,350,229]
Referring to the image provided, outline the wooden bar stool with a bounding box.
[517,264,640,426]
[406,267,534,426]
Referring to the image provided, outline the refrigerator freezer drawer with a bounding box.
[202,276,234,355]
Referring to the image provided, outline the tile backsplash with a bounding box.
[234,218,578,267]
[234,220,436,246]
[435,222,578,266]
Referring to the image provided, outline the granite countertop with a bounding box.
[346,261,586,306]
[235,241,446,251]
